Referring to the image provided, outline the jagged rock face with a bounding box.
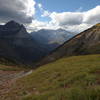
[0,21,50,65]
[38,24,100,65]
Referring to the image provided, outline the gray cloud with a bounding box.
[58,13,83,26]
[83,6,100,25]
[46,5,100,32]
[0,0,35,24]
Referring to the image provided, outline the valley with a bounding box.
[0,0,100,100]
[0,21,100,100]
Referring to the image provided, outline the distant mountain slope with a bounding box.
[2,54,100,100]
[38,24,100,65]
[31,29,74,45]
[31,29,75,52]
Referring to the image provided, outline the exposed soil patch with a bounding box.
[0,69,32,97]
[93,70,100,85]
[94,70,100,75]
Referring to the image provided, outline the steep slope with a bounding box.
[0,21,51,65]
[38,24,100,65]
[1,54,100,100]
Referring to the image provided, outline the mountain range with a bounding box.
[0,20,100,67]
[0,21,74,65]
[31,29,74,45]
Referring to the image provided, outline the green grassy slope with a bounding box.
[3,54,100,100]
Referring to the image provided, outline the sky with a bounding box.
[0,0,100,32]
[36,0,99,13]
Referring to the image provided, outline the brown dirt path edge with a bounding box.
[0,70,32,97]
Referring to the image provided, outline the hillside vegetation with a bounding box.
[2,54,100,100]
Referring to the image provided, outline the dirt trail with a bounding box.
[0,69,32,95]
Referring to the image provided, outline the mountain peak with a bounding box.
[5,20,21,29]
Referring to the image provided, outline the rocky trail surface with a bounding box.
[0,67,32,97]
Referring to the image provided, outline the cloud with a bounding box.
[0,0,99,33]
[62,24,92,33]
[27,20,47,32]
[27,20,60,32]
[46,5,100,32]
[38,3,43,10]
[37,3,50,17]
[0,0,36,24]
[27,5,100,33]
[41,11,50,17]
[83,6,100,24]
[50,12,83,26]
